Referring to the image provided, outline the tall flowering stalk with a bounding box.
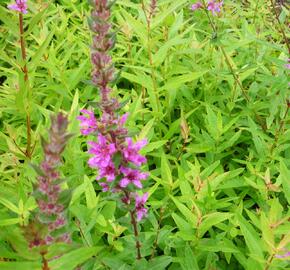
[78,0,149,259]
[8,0,33,159]
[25,113,71,270]
[140,0,160,116]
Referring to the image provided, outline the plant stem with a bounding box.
[41,252,49,270]
[264,253,274,270]
[19,13,32,159]
[19,14,28,81]
[269,0,290,54]
[123,190,142,260]
[220,46,250,103]
[141,0,161,116]
[130,210,142,260]
[200,0,217,33]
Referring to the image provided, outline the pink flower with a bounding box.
[88,134,117,168]
[122,138,147,166]
[191,2,203,11]
[97,161,116,182]
[135,193,148,221]
[119,166,148,189]
[77,109,98,135]
[8,0,28,14]
[207,0,223,15]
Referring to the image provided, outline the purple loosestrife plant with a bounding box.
[78,0,149,260]
[26,113,72,251]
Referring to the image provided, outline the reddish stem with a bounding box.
[130,210,142,260]
[18,13,32,159]
[269,0,290,54]
[123,190,142,260]
[41,252,49,270]
[19,13,28,81]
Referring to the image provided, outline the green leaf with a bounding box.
[151,0,187,28]
[172,213,192,232]
[0,7,18,35]
[137,118,155,140]
[25,8,48,36]
[199,213,233,238]
[0,197,19,214]
[119,8,147,44]
[140,140,167,154]
[0,262,41,270]
[49,247,99,270]
[65,60,89,92]
[161,72,207,91]
[30,30,55,69]
[58,189,73,208]
[170,195,197,227]
[161,152,173,187]
[187,144,212,153]
[236,213,264,260]
[0,218,20,226]
[180,244,199,270]
[84,176,98,209]
[148,256,172,270]
[152,37,186,66]
[260,212,274,253]
[280,160,290,204]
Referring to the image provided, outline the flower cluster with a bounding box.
[8,0,28,14]
[191,0,223,16]
[78,0,149,221]
[28,113,71,248]
[78,110,149,220]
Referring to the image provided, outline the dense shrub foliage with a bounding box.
[0,0,289,269]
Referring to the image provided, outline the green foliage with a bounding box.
[0,0,289,269]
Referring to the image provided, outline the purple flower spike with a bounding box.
[77,109,98,135]
[120,167,148,189]
[207,0,223,16]
[122,138,147,166]
[135,193,148,221]
[79,2,150,250]
[191,2,203,11]
[25,113,72,248]
[8,0,28,14]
